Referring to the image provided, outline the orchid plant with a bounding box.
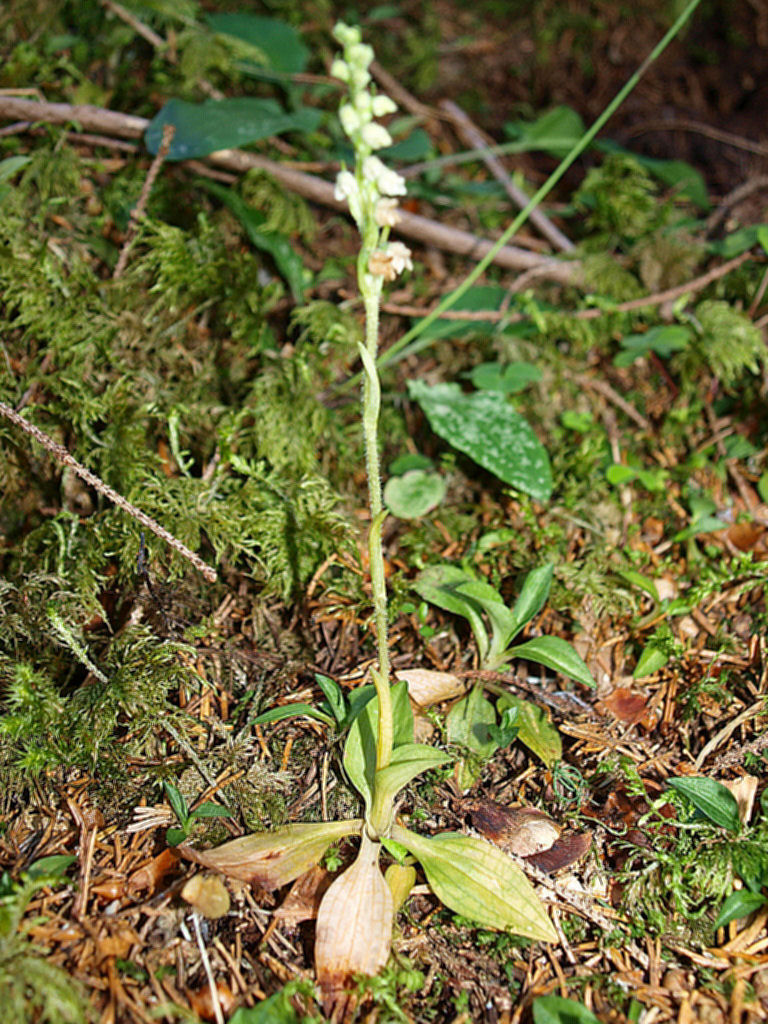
[182,23,556,1016]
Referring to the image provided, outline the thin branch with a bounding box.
[113,122,175,279]
[0,401,217,583]
[0,96,578,282]
[440,99,574,253]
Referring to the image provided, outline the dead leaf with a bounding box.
[601,687,650,725]
[274,864,334,927]
[395,668,468,707]
[127,847,182,897]
[525,831,592,873]
[468,800,560,856]
[315,831,393,1020]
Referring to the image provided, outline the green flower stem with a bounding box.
[357,340,392,771]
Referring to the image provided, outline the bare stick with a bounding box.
[113,122,175,279]
[382,250,754,323]
[440,99,574,253]
[0,401,217,583]
[0,96,578,283]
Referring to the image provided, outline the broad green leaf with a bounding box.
[206,13,309,75]
[146,98,321,161]
[166,827,188,846]
[708,225,765,258]
[510,636,596,689]
[606,463,637,486]
[374,743,450,809]
[758,225,768,258]
[414,564,491,664]
[506,105,585,159]
[344,681,413,811]
[507,564,554,642]
[408,381,552,502]
[446,686,498,758]
[667,777,741,833]
[497,694,562,766]
[632,156,710,210]
[614,325,692,367]
[533,995,602,1024]
[250,703,335,727]
[384,469,446,518]
[315,673,347,725]
[468,361,542,394]
[453,579,518,664]
[633,643,669,678]
[391,825,557,942]
[202,181,305,301]
[714,890,767,930]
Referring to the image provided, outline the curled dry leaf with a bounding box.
[468,801,560,857]
[315,830,393,1019]
[180,819,362,890]
[600,686,650,725]
[722,774,758,825]
[127,847,182,897]
[525,830,592,873]
[395,668,468,707]
[469,799,591,873]
[181,873,231,919]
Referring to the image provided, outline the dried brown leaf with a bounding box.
[395,668,468,707]
[315,831,393,1019]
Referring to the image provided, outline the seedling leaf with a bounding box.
[497,694,562,766]
[667,777,741,832]
[532,995,602,1024]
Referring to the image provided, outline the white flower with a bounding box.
[363,155,406,196]
[330,58,350,82]
[334,169,363,226]
[339,102,363,137]
[361,122,392,150]
[333,22,361,47]
[372,94,397,117]
[374,197,401,227]
[349,42,374,70]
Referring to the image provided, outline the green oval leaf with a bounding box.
[510,636,596,689]
[146,98,321,161]
[206,13,309,75]
[391,825,557,942]
[633,643,669,679]
[667,777,741,832]
[344,681,414,811]
[384,469,446,518]
[408,381,552,502]
[446,686,498,758]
